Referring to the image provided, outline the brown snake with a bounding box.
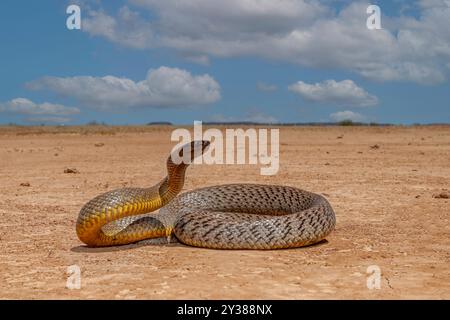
[76,141,336,249]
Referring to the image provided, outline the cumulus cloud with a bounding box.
[288,79,378,107]
[83,6,154,49]
[80,0,450,84]
[26,67,221,109]
[0,98,80,115]
[330,110,367,122]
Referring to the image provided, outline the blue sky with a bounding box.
[0,0,449,125]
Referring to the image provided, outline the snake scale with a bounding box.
[76,141,336,249]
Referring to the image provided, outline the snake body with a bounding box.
[76,141,336,249]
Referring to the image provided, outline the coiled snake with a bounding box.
[76,141,336,249]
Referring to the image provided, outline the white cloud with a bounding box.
[130,0,329,36]
[256,81,277,92]
[0,98,80,115]
[83,6,154,49]
[288,79,378,107]
[27,67,221,109]
[80,0,450,84]
[330,110,367,122]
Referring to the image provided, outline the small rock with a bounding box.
[370,144,380,149]
[20,182,31,187]
[433,192,450,199]
[64,168,79,174]
[324,162,330,166]
[94,143,105,147]
[337,135,344,139]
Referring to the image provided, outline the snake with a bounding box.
[76,140,336,249]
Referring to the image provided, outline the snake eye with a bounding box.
[191,140,210,157]
[201,140,211,151]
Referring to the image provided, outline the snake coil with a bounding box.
[76,141,336,249]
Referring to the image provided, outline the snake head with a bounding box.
[192,140,210,155]
[170,140,210,165]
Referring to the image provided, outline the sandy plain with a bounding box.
[0,125,449,299]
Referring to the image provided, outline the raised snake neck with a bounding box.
[76,141,336,249]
